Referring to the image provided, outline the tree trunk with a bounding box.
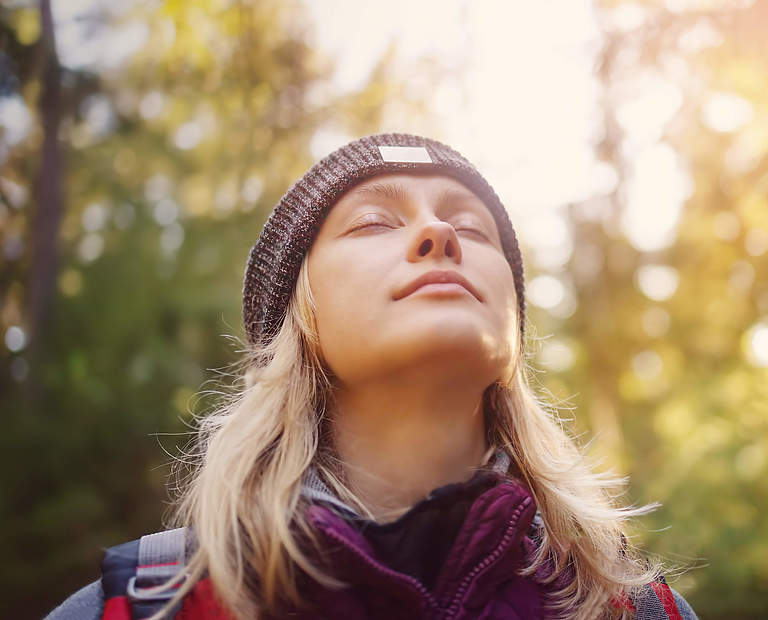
[27,0,64,365]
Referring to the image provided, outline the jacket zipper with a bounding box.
[320,526,440,614]
[441,497,531,620]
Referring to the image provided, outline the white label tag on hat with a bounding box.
[377,145,432,164]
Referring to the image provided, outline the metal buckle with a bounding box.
[126,576,180,601]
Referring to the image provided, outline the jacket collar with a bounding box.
[300,449,512,519]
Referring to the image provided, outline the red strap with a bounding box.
[101,596,131,620]
[611,591,637,612]
[177,578,235,620]
[650,581,683,620]
[137,561,180,569]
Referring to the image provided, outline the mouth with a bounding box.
[394,269,483,302]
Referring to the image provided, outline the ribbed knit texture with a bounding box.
[243,133,526,347]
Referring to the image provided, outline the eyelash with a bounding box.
[349,219,488,239]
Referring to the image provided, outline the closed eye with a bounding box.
[348,219,394,233]
[349,220,489,240]
[456,227,489,240]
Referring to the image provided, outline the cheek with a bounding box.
[486,264,519,334]
[308,248,385,363]
[312,253,376,316]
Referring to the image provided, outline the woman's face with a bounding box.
[306,172,518,386]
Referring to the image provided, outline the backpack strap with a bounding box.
[624,575,700,620]
[128,528,189,619]
[101,528,190,620]
[524,511,696,620]
[633,575,688,620]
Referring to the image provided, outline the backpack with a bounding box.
[100,528,689,620]
[100,528,227,620]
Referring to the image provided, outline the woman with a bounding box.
[48,134,697,619]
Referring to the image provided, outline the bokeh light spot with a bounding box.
[713,210,740,241]
[538,339,575,372]
[528,275,565,310]
[635,265,679,301]
[4,325,26,352]
[59,269,84,297]
[702,92,754,133]
[743,321,768,367]
[745,228,768,256]
[78,233,104,263]
[632,350,663,380]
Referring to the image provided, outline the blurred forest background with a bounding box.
[1,0,767,617]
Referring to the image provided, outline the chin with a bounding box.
[404,313,490,340]
[388,321,503,363]
[329,333,507,386]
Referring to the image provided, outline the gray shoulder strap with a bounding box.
[634,583,699,620]
[128,527,189,618]
[44,580,103,620]
[136,527,187,585]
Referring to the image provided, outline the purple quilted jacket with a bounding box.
[290,468,546,619]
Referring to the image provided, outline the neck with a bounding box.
[331,367,491,523]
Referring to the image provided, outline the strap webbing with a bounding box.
[127,527,188,619]
[650,581,684,620]
[136,528,187,584]
[634,580,686,620]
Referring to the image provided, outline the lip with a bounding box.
[394,269,483,302]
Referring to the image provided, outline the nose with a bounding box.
[407,220,463,264]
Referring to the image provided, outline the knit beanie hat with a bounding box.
[243,132,526,347]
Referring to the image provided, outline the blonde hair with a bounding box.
[157,256,660,619]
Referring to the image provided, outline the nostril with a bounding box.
[418,239,433,256]
[446,240,455,257]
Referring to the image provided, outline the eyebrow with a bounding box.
[347,181,409,203]
[347,181,483,210]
